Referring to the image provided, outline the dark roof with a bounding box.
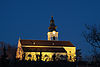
[22,47,66,52]
[20,40,75,47]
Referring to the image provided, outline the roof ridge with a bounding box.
[20,39,70,42]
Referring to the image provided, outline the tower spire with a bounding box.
[48,16,57,32]
[50,16,54,23]
[47,16,58,40]
[18,36,21,41]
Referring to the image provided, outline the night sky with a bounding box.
[0,0,100,57]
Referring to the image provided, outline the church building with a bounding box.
[16,16,76,62]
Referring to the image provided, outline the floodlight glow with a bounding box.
[53,31,56,34]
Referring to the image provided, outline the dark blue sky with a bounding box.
[0,0,100,57]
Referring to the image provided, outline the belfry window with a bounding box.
[53,36,55,40]
[28,54,32,57]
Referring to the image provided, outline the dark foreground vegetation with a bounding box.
[15,61,76,67]
[0,59,74,67]
[0,60,100,67]
[0,60,75,67]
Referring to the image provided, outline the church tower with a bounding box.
[47,16,58,40]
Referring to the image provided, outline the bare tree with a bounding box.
[83,24,100,48]
[83,24,100,63]
[76,49,82,62]
[0,41,6,56]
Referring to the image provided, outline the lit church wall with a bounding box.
[64,47,76,62]
[16,40,23,60]
[16,43,76,62]
[24,52,68,62]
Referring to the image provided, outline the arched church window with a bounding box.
[60,55,64,60]
[44,54,49,61]
[70,56,71,60]
[28,54,32,57]
[66,51,67,53]
[69,51,71,53]
[36,54,39,61]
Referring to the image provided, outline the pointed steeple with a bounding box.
[50,16,54,23]
[48,16,57,32]
[47,16,58,40]
[18,36,21,41]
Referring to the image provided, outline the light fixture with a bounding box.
[53,31,55,34]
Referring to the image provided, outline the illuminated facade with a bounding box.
[16,16,76,62]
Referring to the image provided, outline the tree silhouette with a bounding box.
[0,45,9,67]
[76,49,82,62]
[83,24,100,48]
[83,24,100,63]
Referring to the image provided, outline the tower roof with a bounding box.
[48,16,57,32]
